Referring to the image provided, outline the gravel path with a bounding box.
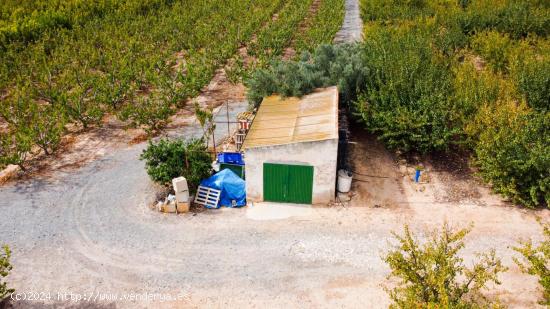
[333,0,363,43]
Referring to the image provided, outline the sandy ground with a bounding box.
[2,1,548,308]
[1,127,547,308]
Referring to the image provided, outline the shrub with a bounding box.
[385,223,506,308]
[0,245,14,300]
[355,28,457,153]
[514,221,550,306]
[471,31,513,73]
[140,138,211,193]
[473,102,549,207]
[511,56,550,112]
[453,63,518,145]
[246,43,368,107]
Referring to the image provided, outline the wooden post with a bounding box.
[212,125,216,155]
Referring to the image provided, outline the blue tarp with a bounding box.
[200,168,246,208]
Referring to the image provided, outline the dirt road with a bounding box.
[334,0,363,43]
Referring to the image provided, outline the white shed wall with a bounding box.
[244,139,338,205]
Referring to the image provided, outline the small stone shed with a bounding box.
[242,87,339,205]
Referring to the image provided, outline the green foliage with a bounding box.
[140,138,211,192]
[453,63,514,145]
[360,0,434,23]
[511,55,550,112]
[246,43,368,106]
[0,127,33,171]
[225,56,248,85]
[62,67,105,129]
[119,95,174,136]
[514,221,550,306]
[473,105,549,207]
[0,0,345,172]
[248,0,313,61]
[0,245,14,300]
[0,88,66,167]
[356,28,457,153]
[193,102,216,147]
[471,31,513,73]
[360,0,550,39]
[385,224,507,308]
[456,0,549,39]
[28,104,66,155]
[294,0,345,52]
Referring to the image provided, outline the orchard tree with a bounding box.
[514,220,550,306]
[0,126,33,172]
[28,103,66,155]
[63,67,104,129]
[119,94,174,136]
[0,245,14,300]
[384,223,507,308]
[193,102,216,148]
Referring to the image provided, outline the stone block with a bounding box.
[177,202,190,213]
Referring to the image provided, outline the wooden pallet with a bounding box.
[194,186,221,209]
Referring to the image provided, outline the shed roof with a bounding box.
[242,86,338,150]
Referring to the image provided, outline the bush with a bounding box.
[246,43,368,107]
[355,28,457,153]
[512,56,550,112]
[473,103,549,207]
[140,138,211,193]
[385,223,506,308]
[471,30,513,73]
[514,221,550,306]
[453,63,518,145]
[0,245,14,300]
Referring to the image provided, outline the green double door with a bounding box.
[263,163,313,204]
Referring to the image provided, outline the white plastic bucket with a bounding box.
[337,169,353,193]
[211,161,220,172]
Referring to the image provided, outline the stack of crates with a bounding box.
[236,111,254,150]
[217,152,245,179]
